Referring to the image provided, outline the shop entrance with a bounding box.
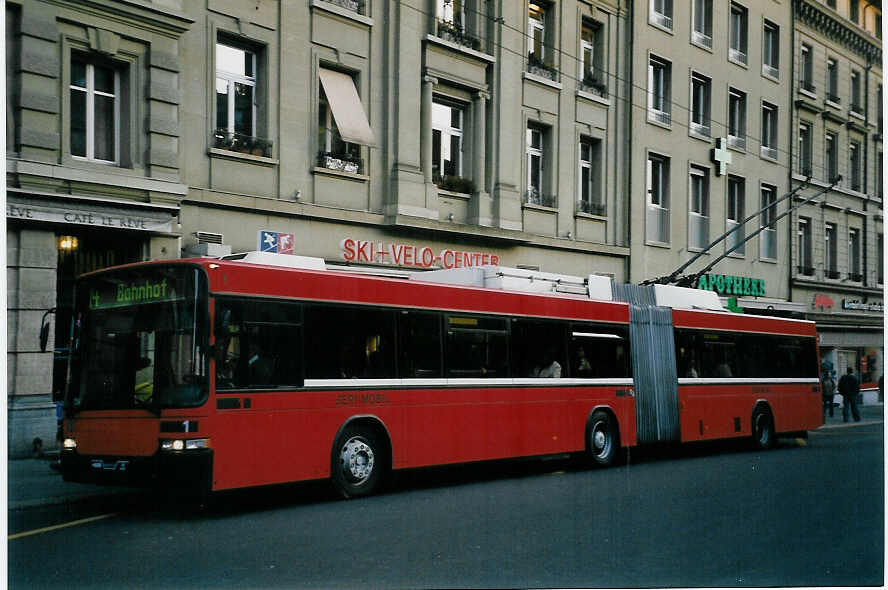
[52,227,146,401]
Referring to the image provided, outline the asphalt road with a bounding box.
[9,423,883,589]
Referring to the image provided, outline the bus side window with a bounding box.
[399,311,442,378]
[569,324,630,378]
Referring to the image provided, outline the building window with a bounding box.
[760,184,777,260]
[688,165,710,250]
[798,122,812,176]
[798,217,813,275]
[690,72,711,138]
[215,41,263,153]
[728,88,747,150]
[878,234,883,284]
[760,102,778,160]
[692,0,713,49]
[317,67,374,174]
[878,151,884,198]
[800,44,815,93]
[727,175,745,254]
[848,228,861,281]
[648,55,672,125]
[70,54,120,164]
[825,132,838,182]
[526,125,553,207]
[650,0,673,30]
[580,21,605,95]
[647,153,670,243]
[825,223,838,278]
[432,100,466,188]
[527,2,556,80]
[878,85,883,133]
[849,141,861,191]
[826,58,839,103]
[850,71,862,114]
[578,138,604,215]
[729,3,748,65]
[850,0,859,23]
[826,0,836,9]
[762,21,779,78]
[436,0,481,50]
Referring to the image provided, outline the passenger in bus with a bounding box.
[575,346,592,377]
[247,340,275,386]
[535,348,562,378]
[715,357,733,378]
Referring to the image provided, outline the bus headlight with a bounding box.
[63,438,77,450]
[161,438,210,451]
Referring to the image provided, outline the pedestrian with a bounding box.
[838,367,861,423]
[821,371,836,419]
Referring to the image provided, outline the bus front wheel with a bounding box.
[331,424,387,499]
[587,410,619,466]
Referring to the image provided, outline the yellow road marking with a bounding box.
[9,513,119,540]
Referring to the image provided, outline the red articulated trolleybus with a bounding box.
[59,253,822,499]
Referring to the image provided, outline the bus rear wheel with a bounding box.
[751,407,776,450]
[331,424,387,499]
[588,410,619,466]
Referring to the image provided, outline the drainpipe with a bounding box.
[624,0,634,281]
[788,0,797,306]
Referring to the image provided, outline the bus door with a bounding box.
[212,297,305,489]
[629,305,680,444]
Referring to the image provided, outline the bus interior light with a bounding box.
[63,438,77,450]
[185,438,210,450]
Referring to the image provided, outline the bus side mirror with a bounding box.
[39,308,56,353]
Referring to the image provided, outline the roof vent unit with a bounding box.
[409,265,614,301]
[183,231,231,258]
[195,231,224,244]
[653,284,724,311]
[221,251,326,270]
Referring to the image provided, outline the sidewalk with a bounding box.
[7,404,883,511]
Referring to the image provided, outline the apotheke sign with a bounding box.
[695,273,766,296]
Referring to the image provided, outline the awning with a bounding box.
[319,68,376,146]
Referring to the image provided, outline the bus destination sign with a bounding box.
[88,278,175,309]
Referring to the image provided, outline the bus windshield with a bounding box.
[68,265,209,411]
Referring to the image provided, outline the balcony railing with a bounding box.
[850,103,864,115]
[760,145,778,160]
[826,92,841,104]
[525,188,557,208]
[651,11,673,29]
[760,228,777,259]
[527,53,558,82]
[646,205,670,244]
[800,80,816,93]
[213,129,273,158]
[727,134,746,150]
[692,30,712,49]
[761,63,779,79]
[689,213,709,251]
[324,0,363,13]
[826,269,841,279]
[317,150,363,174]
[729,47,747,65]
[578,200,606,216]
[797,265,815,276]
[579,73,607,98]
[848,272,863,282]
[435,174,475,194]
[726,220,745,254]
[436,19,482,51]
[690,121,711,138]
[648,108,672,126]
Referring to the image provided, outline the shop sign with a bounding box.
[258,230,294,254]
[812,294,835,311]
[340,238,500,269]
[695,273,766,296]
[6,200,174,232]
[842,299,883,312]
